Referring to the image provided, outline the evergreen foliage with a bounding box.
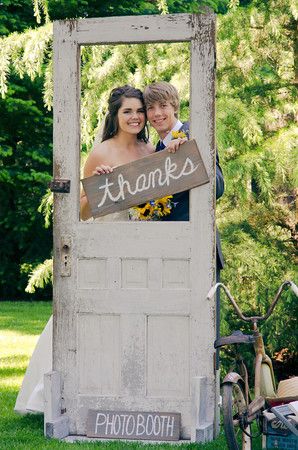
[216,0,297,356]
[0,0,38,35]
[0,74,53,299]
[25,258,52,293]
[0,0,297,365]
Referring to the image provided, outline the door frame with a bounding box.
[51,12,217,442]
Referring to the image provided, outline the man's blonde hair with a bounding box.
[144,81,180,118]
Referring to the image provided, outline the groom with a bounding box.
[144,81,224,264]
[144,81,224,366]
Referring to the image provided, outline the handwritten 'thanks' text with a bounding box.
[97,155,199,208]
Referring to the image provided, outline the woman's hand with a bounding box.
[166,138,187,153]
[92,164,114,175]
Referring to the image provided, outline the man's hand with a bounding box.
[166,138,187,153]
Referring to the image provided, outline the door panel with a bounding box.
[78,314,121,395]
[147,315,190,398]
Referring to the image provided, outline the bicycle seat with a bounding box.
[214,330,256,348]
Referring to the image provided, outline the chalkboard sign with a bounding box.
[86,410,181,441]
[81,139,209,218]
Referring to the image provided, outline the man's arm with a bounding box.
[216,151,224,200]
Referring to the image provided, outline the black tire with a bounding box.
[222,382,252,450]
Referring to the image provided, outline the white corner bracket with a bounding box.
[44,371,69,439]
[191,376,214,442]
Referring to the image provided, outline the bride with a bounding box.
[15,84,182,414]
[80,85,155,221]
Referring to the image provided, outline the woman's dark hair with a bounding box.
[101,85,148,143]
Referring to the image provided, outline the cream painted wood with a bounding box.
[75,14,195,44]
[52,12,216,441]
[190,12,217,431]
[44,371,70,438]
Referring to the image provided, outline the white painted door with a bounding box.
[53,13,216,439]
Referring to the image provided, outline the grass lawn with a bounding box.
[0,301,241,449]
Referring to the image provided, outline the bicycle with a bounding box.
[207,280,298,450]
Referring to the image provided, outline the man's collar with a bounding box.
[162,120,183,146]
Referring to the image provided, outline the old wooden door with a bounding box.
[53,13,216,440]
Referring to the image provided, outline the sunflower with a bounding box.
[129,196,173,221]
[171,130,187,139]
[154,196,172,216]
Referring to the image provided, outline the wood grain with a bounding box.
[53,11,217,440]
[86,410,181,440]
[81,139,209,218]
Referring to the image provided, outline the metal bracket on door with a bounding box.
[61,236,72,277]
[49,179,71,193]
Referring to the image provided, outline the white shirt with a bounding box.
[161,119,183,147]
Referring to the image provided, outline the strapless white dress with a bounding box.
[92,210,129,222]
[15,211,129,414]
[14,316,52,414]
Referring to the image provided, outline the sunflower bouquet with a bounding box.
[129,131,188,221]
[171,130,187,139]
[129,195,173,221]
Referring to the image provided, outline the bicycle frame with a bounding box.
[221,341,268,425]
[210,280,298,450]
[225,329,277,400]
[253,332,276,399]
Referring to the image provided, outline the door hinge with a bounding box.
[49,179,70,193]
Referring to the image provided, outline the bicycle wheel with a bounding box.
[222,382,251,450]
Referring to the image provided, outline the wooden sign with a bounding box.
[81,139,209,218]
[86,410,181,441]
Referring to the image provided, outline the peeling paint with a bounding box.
[52,12,216,442]
[65,19,77,34]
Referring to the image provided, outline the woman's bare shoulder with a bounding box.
[83,141,111,177]
[92,140,111,156]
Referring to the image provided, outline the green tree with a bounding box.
[216,0,297,359]
[0,74,53,299]
[0,0,38,35]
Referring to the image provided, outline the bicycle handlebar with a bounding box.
[207,280,298,324]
